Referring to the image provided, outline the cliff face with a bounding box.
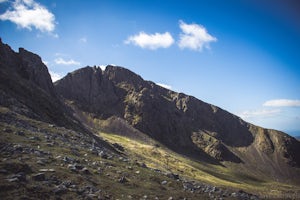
[55,65,300,183]
[0,39,82,130]
[18,48,55,96]
[0,39,55,96]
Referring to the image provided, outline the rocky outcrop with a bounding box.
[0,38,55,97]
[0,39,85,131]
[55,66,124,118]
[18,48,55,96]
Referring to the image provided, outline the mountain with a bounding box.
[1,39,300,199]
[55,65,300,184]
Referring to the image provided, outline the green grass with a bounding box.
[99,132,300,198]
[1,106,214,199]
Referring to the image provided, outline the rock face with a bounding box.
[56,66,253,151]
[0,39,86,131]
[18,48,55,96]
[55,66,124,118]
[0,39,55,96]
[55,65,300,183]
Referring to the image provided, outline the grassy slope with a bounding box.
[1,104,299,199]
[99,132,300,199]
[0,106,217,199]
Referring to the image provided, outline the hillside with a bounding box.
[1,39,300,199]
[55,65,300,185]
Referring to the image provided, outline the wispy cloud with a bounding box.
[79,37,87,43]
[125,31,174,50]
[263,99,300,107]
[178,20,217,51]
[238,109,281,119]
[0,0,56,32]
[0,0,8,3]
[54,58,80,66]
[49,71,62,82]
[157,83,172,90]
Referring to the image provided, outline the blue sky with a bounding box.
[1,0,300,136]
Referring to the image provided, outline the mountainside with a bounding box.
[1,39,300,199]
[0,39,254,200]
[55,65,300,184]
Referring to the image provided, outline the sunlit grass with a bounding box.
[99,132,300,197]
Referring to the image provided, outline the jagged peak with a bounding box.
[104,65,144,86]
[18,47,46,68]
[69,66,102,75]
[0,39,55,96]
[0,38,17,64]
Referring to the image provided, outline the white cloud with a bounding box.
[49,71,62,82]
[125,31,174,50]
[238,109,281,119]
[54,57,80,66]
[178,20,217,51]
[0,0,8,3]
[0,0,56,32]
[79,37,87,43]
[157,83,172,90]
[263,99,300,107]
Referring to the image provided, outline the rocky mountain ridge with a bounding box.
[1,39,300,199]
[55,64,300,184]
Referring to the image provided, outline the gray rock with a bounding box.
[39,168,55,172]
[81,167,90,174]
[63,156,74,163]
[61,180,73,187]
[99,151,108,159]
[7,172,26,182]
[183,182,195,191]
[161,180,167,185]
[0,169,8,174]
[36,160,45,165]
[3,128,13,133]
[250,195,259,200]
[231,192,238,197]
[113,143,124,152]
[7,177,19,182]
[29,136,40,141]
[167,173,179,180]
[32,173,46,181]
[119,176,128,183]
[53,185,67,195]
[16,131,25,136]
[13,144,23,152]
